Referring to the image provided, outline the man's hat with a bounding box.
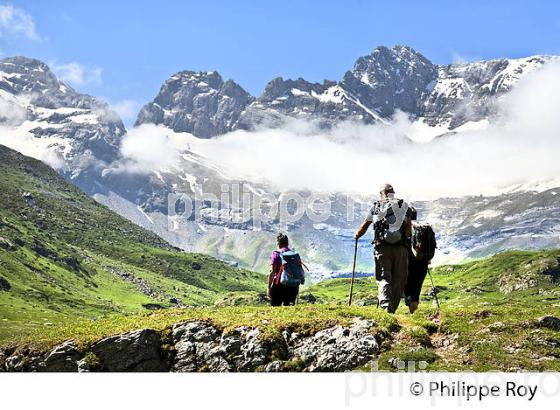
[379,183,395,195]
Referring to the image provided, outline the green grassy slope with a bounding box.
[302,250,560,307]
[9,305,397,351]
[300,250,560,370]
[0,144,265,340]
[4,243,558,370]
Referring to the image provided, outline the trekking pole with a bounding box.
[348,238,358,306]
[427,267,440,310]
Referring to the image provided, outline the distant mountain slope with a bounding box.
[136,45,555,137]
[0,56,125,191]
[418,188,560,262]
[2,50,559,277]
[0,144,264,339]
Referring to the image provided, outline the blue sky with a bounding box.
[1,0,559,125]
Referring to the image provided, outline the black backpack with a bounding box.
[411,224,437,261]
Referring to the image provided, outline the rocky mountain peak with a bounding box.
[129,45,556,138]
[0,56,54,76]
[0,56,126,183]
[341,45,438,117]
[0,56,70,98]
[164,70,224,96]
[135,69,254,138]
[260,77,331,102]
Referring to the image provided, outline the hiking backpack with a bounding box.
[411,223,437,261]
[372,198,411,245]
[274,250,306,287]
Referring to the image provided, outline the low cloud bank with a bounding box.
[122,63,560,200]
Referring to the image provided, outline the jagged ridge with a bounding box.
[136,45,555,137]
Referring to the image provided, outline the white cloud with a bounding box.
[0,125,65,170]
[451,52,480,65]
[50,61,103,88]
[119,125,186,173]
[0,4,40,41]
[119,63,560,201]
[0,97,26,125]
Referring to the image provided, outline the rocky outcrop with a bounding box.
[0,341,82,372]
[2,347,44,372]
[0,318,383,372]
[40,341,83,372]
[172,322,269,371]
[289,318,379,371]
[90,329,167,372]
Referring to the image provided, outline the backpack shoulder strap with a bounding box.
[274,251,285,285]
[275,264,284,285]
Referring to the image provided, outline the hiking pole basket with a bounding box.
[427,267,440,310]
[348,238,358,306]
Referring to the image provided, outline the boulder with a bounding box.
[264,360,285,372]
[0,237,15,251]
[172,321,270,372]
[142,303,165,310]
[0,276,10,292]
[3,348,43,372]
[223,327,269,371]
[172,321,221,372]
[31,241,50,257]
[488,321,507,332]
[39,341,82,372]
[300,293,317,304]
[22,192,35,206]
[355,295,378,306]
[538,316,560,331]
[91,329,166,372]
[292,318,379,372]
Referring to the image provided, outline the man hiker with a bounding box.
[404,211,437,314]
[354,183,413,313]
[268,233,306,306]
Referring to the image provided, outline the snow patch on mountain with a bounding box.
[0,56,125,187]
